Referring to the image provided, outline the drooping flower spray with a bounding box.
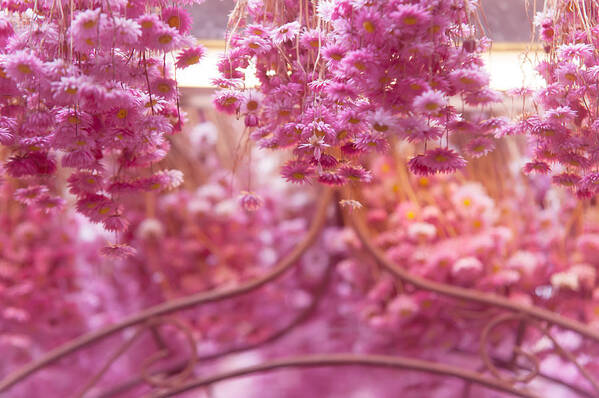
[520,0,599,198]
[0,1,205,254]
[216,0,504,187]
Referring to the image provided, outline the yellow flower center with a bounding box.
[247,100,258,111]
[17,64,32,74]
[158,34,173,44]
[363,21,375,33]
[157,83,171,93]
[403,16,418,25]
[68,115,80,124]
[354,61,366,71]
[141,20,153,29]
[83,20,96,29]
[373,123,388,132]
[167,15,181,29]
[66,87,78,94]
[425,102,439,111]
[185,55,200,66]
[292,172,305,180]
[117,109,128,119]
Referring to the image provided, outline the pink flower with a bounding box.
[449,68,490,92]
[409,148,467,175]
[451,256,483,284]
[463,137,495,158]
[413,90,447,114]
[162,7,192,34]
[318,171,346,186]
[239,191,264,211]
[272,22,300,44]
[176,45,205,69]
[281,160,314,184]
[100,243,137,258]
[523,161,551,175]
[4,51,44,81]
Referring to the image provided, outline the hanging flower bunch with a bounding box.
[0,1,205,245]
[519,1,599,198]
[215,0,502,186]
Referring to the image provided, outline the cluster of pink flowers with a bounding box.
[215,0,504,186]
[0,179,99,380]
[518,2,599,198]
[325,155,599,392]
[0,0,205,252]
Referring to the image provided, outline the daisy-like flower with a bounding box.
[322,44,347,65]
[162,7,192,34]
[175,45,205,69]
[557,43,593,60]
[318,171,346,186]
[67,171,104,195]
[299,28,323,49]
[14,185,50,205]
[356,9,381,35]
[151,77,177,100]
[105,16,141,47]
[413,90,447,114]
[414,148,467,174]
[556,63,579,84]
[392,4,431,28]
[36,195,66,214]
[339,164,373,183]
[552,173,581,187]
[449,68,490,92]
[298,135,330,160]
[150,24,181,52]
[239,191,264,211]
[368,109,400,134]
[407,155,434,176]
[102,215,130,232]
[463,136,495,158]
[100,243,137,258]
[355,132,389,153]
[281,160,314,184]
[213,90,241,114]
[72,8,101,39]
[272,21,300,45]
[5,152,56,177]
[545,106,577,122]
[523,161,551,175]
[4,51,44,81]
